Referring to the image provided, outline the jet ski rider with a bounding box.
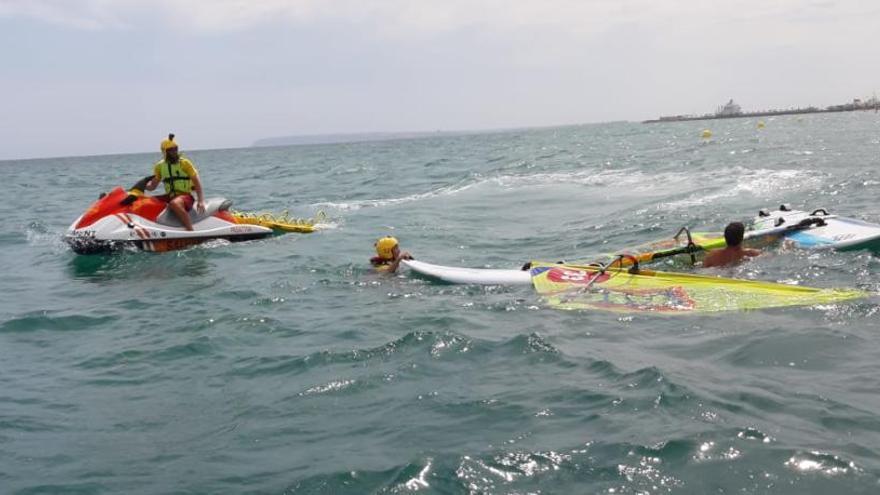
[371,236,413,273]
[145,134,206,231]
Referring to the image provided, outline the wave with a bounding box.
[282,435,872,494]
[227,330,478,379]
[0,312,118,333]
[225,330,574,385]
[655,167,826,211]
[310,167,667,211]
[311,180,481,211]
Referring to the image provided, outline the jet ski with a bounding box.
[65,177,273,254]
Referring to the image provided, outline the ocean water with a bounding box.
[3,113,880,494]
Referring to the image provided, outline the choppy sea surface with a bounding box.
[3,113,880,494]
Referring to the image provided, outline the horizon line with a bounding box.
[0,119,620,163]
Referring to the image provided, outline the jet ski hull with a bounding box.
[66,229,272,254]
[65,187,273,254]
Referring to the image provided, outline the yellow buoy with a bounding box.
[757,120,766,129]
[701,129,713,139]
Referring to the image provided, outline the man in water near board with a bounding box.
[702,222,761,268]
[145,134,206,231]
[371,236,413,273]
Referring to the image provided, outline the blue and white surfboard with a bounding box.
[752,206,880,252]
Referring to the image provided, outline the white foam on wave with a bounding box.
[312,179,480,211]
[26,229,61,247]
[311,167,663,211]
[194,238,233,250]
[489,167,658,188]
[313,221,340,230]
[656,168,825,211]
[25,223,73,255]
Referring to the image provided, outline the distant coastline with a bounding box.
[250,122,598,148]
[252,130,476,148]
[644,96,880,124]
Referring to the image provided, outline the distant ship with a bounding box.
[715,99,742,117]
[645,95,879,124]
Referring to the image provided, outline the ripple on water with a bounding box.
[0,312,118,333]
[76,335,216,370]
[6,118,880,494]
[227,330,478,380]
[785,450,860,476]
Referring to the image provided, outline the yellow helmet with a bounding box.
[160,133,178,153]
[375,236,399,260]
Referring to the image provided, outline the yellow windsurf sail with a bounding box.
[530,261,865,314]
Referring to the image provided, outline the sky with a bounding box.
[1,0,878,160]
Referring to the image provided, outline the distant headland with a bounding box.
[644,95,880,124]
[252,130,477,148]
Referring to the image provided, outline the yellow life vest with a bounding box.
[370,256,393,272]
[156,159,193,196]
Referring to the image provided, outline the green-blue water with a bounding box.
[3,113,880,494]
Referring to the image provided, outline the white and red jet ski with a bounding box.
[65,182,273,254]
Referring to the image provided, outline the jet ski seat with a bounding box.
[156,197,233,227]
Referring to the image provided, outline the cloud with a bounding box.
[2,0,878,160]
[2,0,625,34]
[2,0,876,62]
[0,0,131,30]
[6,0,872,35]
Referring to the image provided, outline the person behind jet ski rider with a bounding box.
[702,221,761,268]
[145,134,206,231]
[371,236,413,273]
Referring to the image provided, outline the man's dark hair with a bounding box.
[724,222,746,247]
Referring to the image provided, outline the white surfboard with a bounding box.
[402,259,532,285]
[752,206,880,251]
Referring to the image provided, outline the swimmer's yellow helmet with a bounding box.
[375,236,399,260]
[160,133,178,153]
